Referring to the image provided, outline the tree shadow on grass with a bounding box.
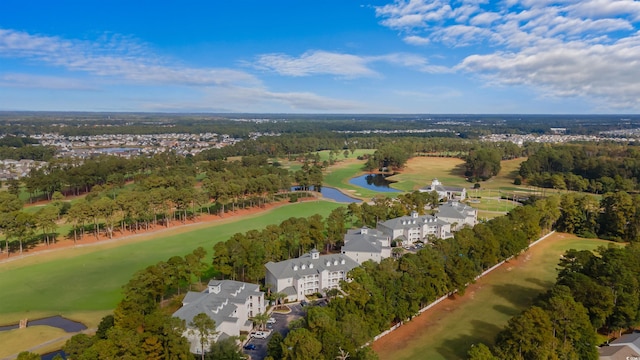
[435,319,502,360]
[493,304,522,317]
[450,163,467,178]
[491,283,542,312]
[525,277,555,288]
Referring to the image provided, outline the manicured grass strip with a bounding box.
[388,157,468,190]
[376,235,614,360]
[0,326,68,358]
[0,201,342,326]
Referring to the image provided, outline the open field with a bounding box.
[313,149,375,163]
[0,326,69,358]
[0,201,342,328]
[373,233,616,360]
[388,156,528,193]
[387,157,468,191]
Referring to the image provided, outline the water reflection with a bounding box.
[349,174,401,193]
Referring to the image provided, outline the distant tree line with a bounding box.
[519,143,640,193]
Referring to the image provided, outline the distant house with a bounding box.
[341,227,391,264]
[377,211,452,246]
[436,201,478,231]
[172,280,264,354]
[419,179,466,201]
[598,344,640,360]
[265,249,359,302]
[601,332,640,359]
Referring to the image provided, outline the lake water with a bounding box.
[291,186,361,203]
[320,187,362,203]
[349,174,401,193]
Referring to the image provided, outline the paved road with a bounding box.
[243,303,306,360]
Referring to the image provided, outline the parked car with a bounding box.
[300,300,308,307]
[251,331,268,339]
[267,317,276,324]
[243,343,256,350]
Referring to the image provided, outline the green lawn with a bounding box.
[0,200,342,327]
[313,149,375,163]
[377,235,615,360]
[388,157,468,191]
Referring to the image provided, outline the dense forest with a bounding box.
[519,143,640,193]
[0,154,322,255]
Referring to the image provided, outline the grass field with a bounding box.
[0,201,342,327]
[374,234,615,360]
[387,157,468,191]
[0,326,68,358]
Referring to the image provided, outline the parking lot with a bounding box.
[242,303,305,360]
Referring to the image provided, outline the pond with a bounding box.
[320,187,362,203]
[0,316,87,333]
[349,174,401,193]
[291,186,361,203]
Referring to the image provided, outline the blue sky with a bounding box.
[1,0,639,114]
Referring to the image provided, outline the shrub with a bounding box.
[513,176,522,185]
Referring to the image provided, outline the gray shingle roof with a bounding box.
[342,227,388,253]
[173,280,262,334]
[599,344,640,360]
[342,236,382,253]
[265,252,359,280]
[437,202,474,219]
[379,213,448,230]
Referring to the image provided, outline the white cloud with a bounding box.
[196,86,369,112]
[0,27,375,112]
[376,0,640,110]
[458,34,640,108]
[0,28,260,87]
[254,50,450,77]
[470,12,501,26]
[253,50,378,78]
[403,35,431,45]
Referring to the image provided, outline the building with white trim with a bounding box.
[265,249,359,302]
[419,178,466,201]
[436,201,478,231]
[172,280,264,354]
[341,227,391,264]
[377,211,452,246]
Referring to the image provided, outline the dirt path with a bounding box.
[371,232,570,357]
[0,196,315,265]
